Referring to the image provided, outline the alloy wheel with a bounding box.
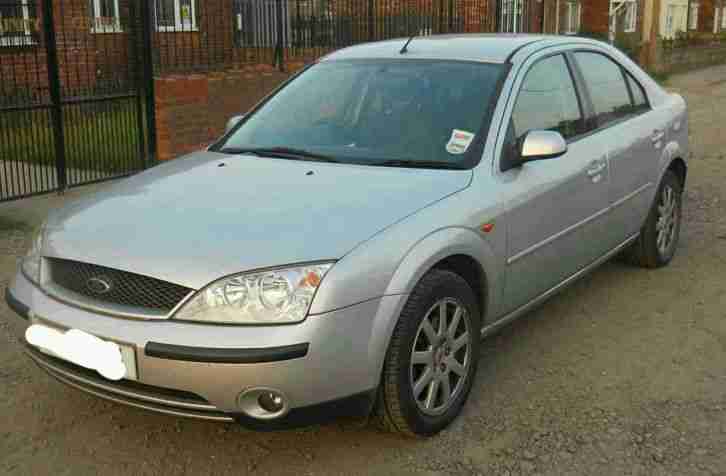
[409,298,472,416]
[656,184,679,257]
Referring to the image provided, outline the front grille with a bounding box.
[47,257,193,313]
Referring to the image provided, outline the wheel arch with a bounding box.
[667,157,687,189]
[382,226,501,332]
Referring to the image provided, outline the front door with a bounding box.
[495,53,610,314]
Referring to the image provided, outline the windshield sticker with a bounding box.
[446,130,475,155]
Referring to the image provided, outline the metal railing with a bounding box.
[151,0,542,74]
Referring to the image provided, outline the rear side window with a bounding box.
[510,54,585,142]
[575,52,634,128]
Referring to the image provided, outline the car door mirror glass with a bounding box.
[520,130,568,162]
[225,115,245,134]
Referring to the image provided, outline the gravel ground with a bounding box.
[2,65,726,476]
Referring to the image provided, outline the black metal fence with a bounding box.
[1,0,541,202]
[153,0,542,74]
[0,0,152,202]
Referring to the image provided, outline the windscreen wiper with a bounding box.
[372,159,466,170]
[219,147,341,163]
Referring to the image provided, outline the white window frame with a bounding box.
[564,0,582,34]
[89,0,122,34]
[714,6,719,33]
[623,1,637,32]
[0,0,34,47]
[155,0,198,32]
[689,2,699,29]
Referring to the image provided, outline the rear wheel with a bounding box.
[375,270,480,437]
[625,170,683,268]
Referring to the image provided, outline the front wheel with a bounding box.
[625,170,683,268]
[375,270,481,437]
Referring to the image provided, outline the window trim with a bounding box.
[155,0,198,32]
[568,49,652,136]
[89,0,123,34]
[0,0,35,47]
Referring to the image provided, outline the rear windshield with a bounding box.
[215,59,506,168]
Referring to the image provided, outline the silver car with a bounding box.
[5,35,688,436]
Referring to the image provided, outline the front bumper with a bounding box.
[5,272,407,428]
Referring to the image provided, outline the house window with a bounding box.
[714,6,719,33]
[722,4,726,28]
[0,0,34,46]
[688,2,699,29]
[665,4,675,37]
[623,2,637,32]
[500,0,524,33]
[88,0,121,33]
[155,0,197,31]
[564,1,581,34]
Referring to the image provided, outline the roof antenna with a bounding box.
[400,35,416,54]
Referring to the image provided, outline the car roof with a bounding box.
[321,34,598,64]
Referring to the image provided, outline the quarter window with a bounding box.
[510,54,585,143]
[625,73,648,109]
[575,52,634,128]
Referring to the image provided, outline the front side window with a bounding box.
[509,54,585,143]
[0,0,34,46]
[575,52,639,128]
[155,0,196,31]
[216,60,506,168]
[88,0,121,33]
[689,2,699,29]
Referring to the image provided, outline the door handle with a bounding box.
[651,130,665,143]
[586,160,607,178]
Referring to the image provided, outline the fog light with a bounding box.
[258,391,284,413]
[237,387,289,420]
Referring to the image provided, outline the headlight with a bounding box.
[173,263,334,324]
[21,225,44,285]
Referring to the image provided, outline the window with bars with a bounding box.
[88,0,121,33]
[564,1,581,34]
[155,0,197,31]
[0,0,35,46]
[623,2,637,32]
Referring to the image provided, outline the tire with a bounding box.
[624,170,683,268]
[375,269,481,437]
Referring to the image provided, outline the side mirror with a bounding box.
[225,115,245,134]
[520,130,568,162]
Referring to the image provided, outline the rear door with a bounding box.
[494,52,610,314]
[572,52,664,251]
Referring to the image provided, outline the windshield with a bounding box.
[214,60,506,168]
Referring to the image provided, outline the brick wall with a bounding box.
[581,0,611,34]
[154,62,306,161]
[653,40,726,73]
